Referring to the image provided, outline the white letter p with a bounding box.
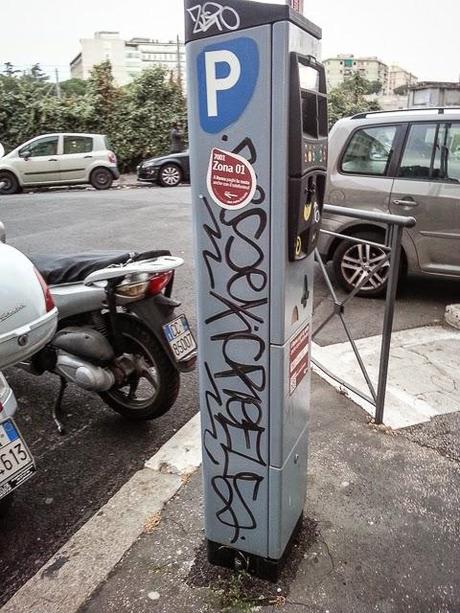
[205,50,241,118]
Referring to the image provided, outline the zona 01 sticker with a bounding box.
[207,147,257,210]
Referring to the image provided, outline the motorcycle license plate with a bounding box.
[163,315,196,362]
[0,419,35,501]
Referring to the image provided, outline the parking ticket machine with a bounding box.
[185,0,327,579]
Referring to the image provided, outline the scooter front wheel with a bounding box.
[100,317,180,420]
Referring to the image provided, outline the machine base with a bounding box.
[206,513,303,583]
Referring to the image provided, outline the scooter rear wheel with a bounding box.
[100,317,180,420]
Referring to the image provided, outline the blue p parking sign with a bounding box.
[197,37,259,134]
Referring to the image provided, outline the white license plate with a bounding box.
[163,315,197,361]
[0,419,35,501]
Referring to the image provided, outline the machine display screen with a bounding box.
[298,64,319,92]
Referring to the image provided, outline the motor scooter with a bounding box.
[18,249,197,433]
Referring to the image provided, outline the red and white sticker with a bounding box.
[288,0,304,12]
[207,148,257,210]
[289,324,310,396]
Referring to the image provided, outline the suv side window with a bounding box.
[437,123,460,183]
[20,136,58,158]
[63,136,93,155]
[341,125,397,176]
[398,123,437,179]
[399,122,460,182]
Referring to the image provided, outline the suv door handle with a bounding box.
[48,158,58,162]
[84,155,93,159]
[392,198,418,208]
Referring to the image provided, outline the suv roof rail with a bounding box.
[350,107,460,120]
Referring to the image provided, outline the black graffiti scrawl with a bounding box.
[201,136,269,544]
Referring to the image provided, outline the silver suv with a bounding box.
[319,108,460,296]
[0,133,120,194]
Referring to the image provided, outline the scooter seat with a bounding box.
[30,251,134,285]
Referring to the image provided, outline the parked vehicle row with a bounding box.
[0,132,191,194]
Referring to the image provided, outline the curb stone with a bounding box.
[445,304,460,330]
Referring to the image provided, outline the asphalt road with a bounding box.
[0,185,458,604]
[0,185,198,605]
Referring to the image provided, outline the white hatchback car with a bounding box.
[0,133,120,194]
[0,238,58,515]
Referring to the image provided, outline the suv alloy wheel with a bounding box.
[333,231,391,298]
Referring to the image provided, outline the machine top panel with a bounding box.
[184,0,322,44]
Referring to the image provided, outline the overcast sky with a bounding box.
[1,0,459,82]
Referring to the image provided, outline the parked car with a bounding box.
[319,107,460,296]
[0,240,58,516]
[137,151,190,187]
[0,133,120,194]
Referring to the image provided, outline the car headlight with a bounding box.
[142,161,158,169]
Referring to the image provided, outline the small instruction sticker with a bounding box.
[289,324,310,396]
[207,147,257,210]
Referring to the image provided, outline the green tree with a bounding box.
[109,66,186,171]
[84,61,121,134]
[29,63,49,82]
[394,84,409,96]
[328,74,381,128]
[0,60,187,171]
[60,78,88,97]
[3,62,20,77]
[366,80,383,95]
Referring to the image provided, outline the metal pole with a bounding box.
[176,35,182,91]
[55,68,62,99]
[374,225,403,424]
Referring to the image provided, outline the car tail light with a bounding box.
[147,271,173,296]
[108,151,117,164]
[34,268,55,312]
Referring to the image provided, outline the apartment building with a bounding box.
[387,65,418,94]
[324,55,389,92]
[70,32,186,89]
[324,55,418,96]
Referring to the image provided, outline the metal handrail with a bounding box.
[313,205,416,424]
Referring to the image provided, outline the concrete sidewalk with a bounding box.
[72,374,460,613]
[313,324,460,429]
[3,375,458,612]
